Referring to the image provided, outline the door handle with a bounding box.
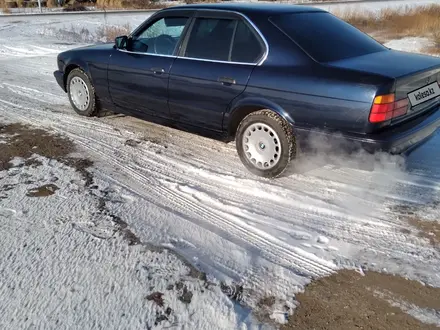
[151,67,165,75]
[218,76,236,85]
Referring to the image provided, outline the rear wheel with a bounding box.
[66,68,97,117]
[236,110,296,178]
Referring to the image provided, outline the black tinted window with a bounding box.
[231,21,264,63]
[270,12,386,62]
[185,18,236,61]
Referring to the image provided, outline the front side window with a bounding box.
[184,18,236,61]
[130,17,189,55]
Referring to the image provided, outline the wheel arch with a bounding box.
[224,97,295,139]
[63,60,92,90]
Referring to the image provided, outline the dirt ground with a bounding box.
[408,217,440,247]
[281,270,440,330]
[0,123,74,171]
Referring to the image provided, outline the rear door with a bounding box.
[168,11,266,131]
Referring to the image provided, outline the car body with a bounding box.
[54,3,440,177]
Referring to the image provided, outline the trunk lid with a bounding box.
[393,67,440,124]
[327,49,440,125]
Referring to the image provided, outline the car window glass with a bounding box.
[231,21,264,63]
[184,18,236,61]
[269,12,386,62]
[130,17,188,55]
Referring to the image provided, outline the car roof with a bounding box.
[163,3,325,16]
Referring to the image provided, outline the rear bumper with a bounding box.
[53,70,66,92]
[359,106,440,155]
[297,106,440,155]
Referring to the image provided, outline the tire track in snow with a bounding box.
[0,99,337,292]
[70,136,338,278]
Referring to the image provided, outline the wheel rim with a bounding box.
[69,76,90,111]
[242,123,281,170]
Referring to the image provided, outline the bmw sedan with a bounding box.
[54,3,440,177]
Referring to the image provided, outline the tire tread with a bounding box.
[236,109,296,178]
[66,68,98,117]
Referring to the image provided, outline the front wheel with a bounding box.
[236,110,296,178]
[66,68,97,117]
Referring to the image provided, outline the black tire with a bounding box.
[66,68,97,117]
[236,109,296,178]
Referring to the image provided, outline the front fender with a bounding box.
[62,57,93,85]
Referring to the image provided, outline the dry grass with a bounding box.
[62,2,88,11]
[45,0,54,8]
[1,2,11,13]
[96,23,131,42]
[184,0,219,4]
[334,4,440,54]
[281,270,440,330]
[95,0,164,10]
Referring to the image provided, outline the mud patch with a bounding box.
[408,217,440,247]
[282,270,440,330]
[177,283,193,304]
[0,123,74,171]
[124,139,141,147]
[146,292,164,307]
[26,184,59,197]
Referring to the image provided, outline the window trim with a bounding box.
[178,10,268,66]
[116,9,269,66]
[116,12,194,57]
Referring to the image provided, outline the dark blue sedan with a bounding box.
[54,3,440,177]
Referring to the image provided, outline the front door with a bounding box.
[168,13,266,132]
[107,15,191,117]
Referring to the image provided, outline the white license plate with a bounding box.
[408,82,440,106]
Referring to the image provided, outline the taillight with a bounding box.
[369,93,409,123]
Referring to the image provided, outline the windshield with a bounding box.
[269,12,387,62]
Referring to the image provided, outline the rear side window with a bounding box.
[184,17,264,63]
[184,18,236,61]
[231,21,264,63]
[270,12,386,62]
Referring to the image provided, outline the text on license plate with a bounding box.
[408,82,440,106]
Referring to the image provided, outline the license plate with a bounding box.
[408,82,440,106]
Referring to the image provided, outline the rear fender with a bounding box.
[224,96,295,134]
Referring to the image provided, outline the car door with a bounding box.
[107,13,191,117]
[168,11,267,131]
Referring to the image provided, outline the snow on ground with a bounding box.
[0,8,440,329]
[384,37,435,54]
[0,155,262,329]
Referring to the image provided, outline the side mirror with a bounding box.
[114,35,128,50]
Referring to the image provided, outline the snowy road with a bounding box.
[0,8,440,329]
